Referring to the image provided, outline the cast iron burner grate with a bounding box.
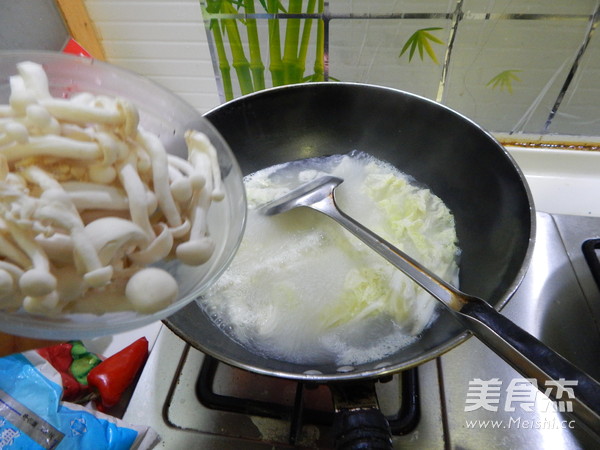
[582,238,600,291]
[195,355,420,446]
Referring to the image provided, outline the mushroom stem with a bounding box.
[0,260,25,280]
[185,130,224,200]
[0,231,33,269]
[36,232,74,264]
[17,61,51,100]
[23,166,113,287]
[118,160,156,239]
[35,201,113,288]
[0,121,29,146]
[40,98,124,126]
[128,222,173,265]
[61,181,129,211]
[0,215,30,269]
[0,266,22,310]
[1,135,102,162]
[25,104,60,135]
[175,155,215,266]
[6,221,56,297]
[167,154,196,177]
[84,217,150,266]
[60,123,95,141]
[8,75,35,115]
[137,129,183,228]
[0,60,229,314]
[23,291,61,314]
[188,172,212,238]
[168,164,193,203]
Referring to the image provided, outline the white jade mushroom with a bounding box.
[84,217,149,266]
[0,228,32,269]
[0,121,28,146]
[168,164,193,203]
[137,129,183,228]
[17,61,52,100]
[24,166,113,288]
[0,262,23,310]
[61,182,129,211]
[125,267,179,313]
[175,130,223,266]
[128,223,173,265]
[0,61,226,316]
[0,135,103,162]
[185,130,224,200]
[9,75,36,115]
[41,98,128,127]
[35,232,74,264]
[6,222,56,297]
[117,157,156,239]
[24,104,60,135]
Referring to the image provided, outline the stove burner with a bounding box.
[195,355,420,446]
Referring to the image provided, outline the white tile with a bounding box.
[84,0,600,136]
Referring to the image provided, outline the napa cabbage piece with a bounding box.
[320,164,459,332]
[204,152,460,365]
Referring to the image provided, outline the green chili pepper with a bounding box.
[69,341,102,385]
[37,342,93,402]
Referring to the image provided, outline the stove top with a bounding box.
[123,211,600,448]
[159,341,444,448]
[440,212,600,449]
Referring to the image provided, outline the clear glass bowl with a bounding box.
[0,51,246,339]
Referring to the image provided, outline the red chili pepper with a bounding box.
[37,342,88,401]
[87,337,149,411]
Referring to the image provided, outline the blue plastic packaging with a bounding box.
[0,351,158,449]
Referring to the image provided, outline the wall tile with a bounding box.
[546,24,600,136]
[86,0,219,112]
[443,16,592,134]
[85,0,600,137]
[329,0,456,15]
[328,18,448,100]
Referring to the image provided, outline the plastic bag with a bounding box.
[0,350,159,449]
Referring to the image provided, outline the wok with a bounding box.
[165,83,598,446]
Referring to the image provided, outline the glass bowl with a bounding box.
[0,51,246,339]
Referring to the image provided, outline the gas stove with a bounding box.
[122,147,600,449]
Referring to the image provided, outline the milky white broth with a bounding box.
[202,152,460,366]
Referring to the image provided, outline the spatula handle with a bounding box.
[458,297,600,440]
[310,192,600,441]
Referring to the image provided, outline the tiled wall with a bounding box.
[85,0,220,111]
[86,0,600,139]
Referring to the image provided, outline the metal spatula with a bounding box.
[258,175,600,440]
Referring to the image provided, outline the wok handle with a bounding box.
[330,382,393,450]
[458,297,600,440]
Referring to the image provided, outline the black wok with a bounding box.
[164,83,558,446]
[167,82,534,379]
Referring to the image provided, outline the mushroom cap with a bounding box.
[19,268,57,297]
[175,237,215,266]
[125,267,178,313]
[84,217,150,266]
